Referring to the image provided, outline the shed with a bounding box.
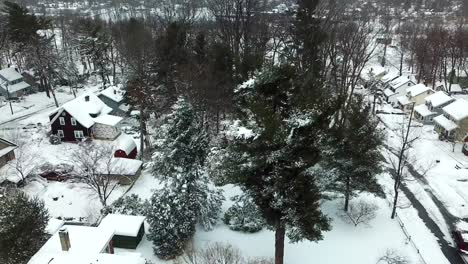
[99,214,145,249]
[114,134,137,159]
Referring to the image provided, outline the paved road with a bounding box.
[0,103,56,130]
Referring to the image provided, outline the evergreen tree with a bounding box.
[147,98,224,259]
[0,192,49,264]
[226,65,335,264]
[147,177,197,260]
[323,97,384,211]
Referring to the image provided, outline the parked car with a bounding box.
[452,229,468,253]
[463,143,468,156]
[36,163,75,182]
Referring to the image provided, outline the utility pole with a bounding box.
[2,80,14,115]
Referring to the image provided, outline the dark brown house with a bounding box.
[49,93,122,142]
[0,137,16,169]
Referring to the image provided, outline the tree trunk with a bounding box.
[391,184,399,219]
[139,108,145,160]
[275,222,286,264]
[344,175,351,212]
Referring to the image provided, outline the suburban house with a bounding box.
[0,67,32,98]
[28,214,146,264]
[414,91,455,124]
[384,75,415,105]
[0,137,16,169]
[397,84,434,112]
[49,93,123,142]
[434,99,468,141]
[98,86,128,116]
[114,134,138,159]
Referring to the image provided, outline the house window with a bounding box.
[59,117,65,125]
[58,130,64,138]
[74,130,85,139]
[71,118,77,126]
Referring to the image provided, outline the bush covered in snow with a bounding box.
[102,194,149,216]
[224,195,265,233]
[49,134,61,145]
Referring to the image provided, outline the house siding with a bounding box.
[49,110,91,142]
[111,223,145,249]
[93,123,120,140]
[457,118,468,141]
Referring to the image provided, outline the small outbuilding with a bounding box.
[99,214,145,249]
[114,134,137,159]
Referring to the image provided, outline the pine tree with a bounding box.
[226,65,335,264]
[147,177,197,260]
[0,192,49,264]
[147,98,224,259]
[323,97,384,211]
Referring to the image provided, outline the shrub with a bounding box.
[224,195,265,233]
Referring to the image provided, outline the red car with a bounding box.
[452,229,468,253]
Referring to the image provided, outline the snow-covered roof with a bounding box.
[50,93,113,128]
[114,134,137,155]
[450,84,463,92]
[425,91,454,108]
[4,81,30,93]
[29,225,114,264]
[381,71,399,83]
[99,214,145,237]
[94,114,123,126]
[0,146,16,158]
[414,105,434,117]
[407,84,431,97]
[0,67,22,82]
[361,65,387,81]
[99,86,124,103]
[30,252,146,264]
[443,99,468,121]
[45,218,65,235]
[434,115,458,131]
[97,158,142,176]
[384,88,395,97]
[397,96,411,106]
[389,76,413,89]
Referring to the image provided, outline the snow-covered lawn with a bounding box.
[115,172,426,264]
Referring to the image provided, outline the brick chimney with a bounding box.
[58,228,71,251]
[84,95,90,102]
[113,89,117,95]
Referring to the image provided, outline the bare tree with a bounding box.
[341,199,379,227]
[376,249,409,264]
[69,142,123,207]
[5,130,40,183]
[182,243,244,264]
[385,108,419,219]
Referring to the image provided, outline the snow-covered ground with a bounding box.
[117,172,427,264]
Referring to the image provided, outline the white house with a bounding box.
[384,76,415,105]
[28,214,147,264]
[414,91,454,124]
[0,67,31,98]
[397,84,434,112]
[434,99,468,141]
